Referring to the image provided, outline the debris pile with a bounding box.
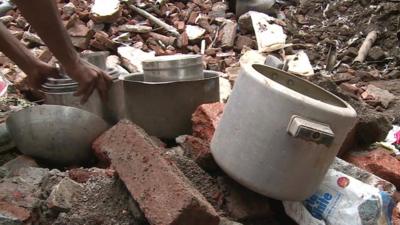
[2,0,400,225]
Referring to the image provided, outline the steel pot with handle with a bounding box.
[211,64,357,201]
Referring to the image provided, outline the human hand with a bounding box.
[25,61,59,90]
[63,58,112,104]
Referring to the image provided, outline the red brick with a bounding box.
[0,201,30,222]
[177,135,217,171]
[192,102,225,142]
[92,120,220,225]
[345,148,400,188]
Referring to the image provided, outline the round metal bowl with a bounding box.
[6,105,110,165]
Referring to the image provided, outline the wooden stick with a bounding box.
[129,4,180,37]
[353,30,378,63]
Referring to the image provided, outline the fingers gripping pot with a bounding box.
[41,52,124,124]
[211,64,357,201]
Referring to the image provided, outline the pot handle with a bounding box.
[287,115,334,146]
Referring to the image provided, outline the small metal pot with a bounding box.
[142,54,204,82]
[122,71,220,138]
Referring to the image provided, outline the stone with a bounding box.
[22,32,44,46]
[388,70,400,79]
[1,156,38,177]
[219,217,243,225]
[0,123,15,154]
[235,35,255,50]
[164,153,223,211]
[0,201,30,225]
[63,2,76,16]
[192,102,225,142]
[0,16,14,25]
[47,177,83,211]
[220,20,238,49]
[344,147,400,189]
[68,167,115,184]
[92,120,220,225]
[218,176,274,220]
[362,84,396,108]
[368,46,386,61]
[238,13,253,34]
[176,135,217,171]
[332,157,396,195]
[186,25,206,41]
[118,24,152,33]
[90,31,118,51]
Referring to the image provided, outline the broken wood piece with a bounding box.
[129,4,180,37]
[149,32,176,46]
[353,30,378,63]
[118,24,152,33]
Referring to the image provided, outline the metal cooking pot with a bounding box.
[122,71,220,138]
[211,64,357,201]
[142,54,204,82]
[6,105,110,165]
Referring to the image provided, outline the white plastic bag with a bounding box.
[285,169,394,225]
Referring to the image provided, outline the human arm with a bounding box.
[13,0,111,103]
[0,22,58,89]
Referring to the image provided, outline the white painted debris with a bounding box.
[0,72,9,97]
[186,25,206,41]
[219,77,232,102]
[90,0,121,23]
[286,51,314,77]
[117,46,155,73]
[249,11,287,53]
[239,50,267,65]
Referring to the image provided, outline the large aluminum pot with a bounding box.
[211,64,357,201]
[6,105,110,165]
[142,54,204,82]
[122,71,220,139]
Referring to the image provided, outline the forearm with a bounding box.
[13,0,80,69]
[0,23,40,73]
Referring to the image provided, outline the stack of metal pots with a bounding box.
[122,54,220,139]
[41,52,124,124]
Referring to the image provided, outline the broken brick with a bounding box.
[235,35,255,50]
[2,155,38,177]
[176,135,217,171]
[90,31,117,51]
[192,102,225,142]
[345,147,400,189]
[92,120,220,225]
[0,201,31,223]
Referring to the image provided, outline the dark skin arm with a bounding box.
[0,22,58,89]
[12,0,112,103]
